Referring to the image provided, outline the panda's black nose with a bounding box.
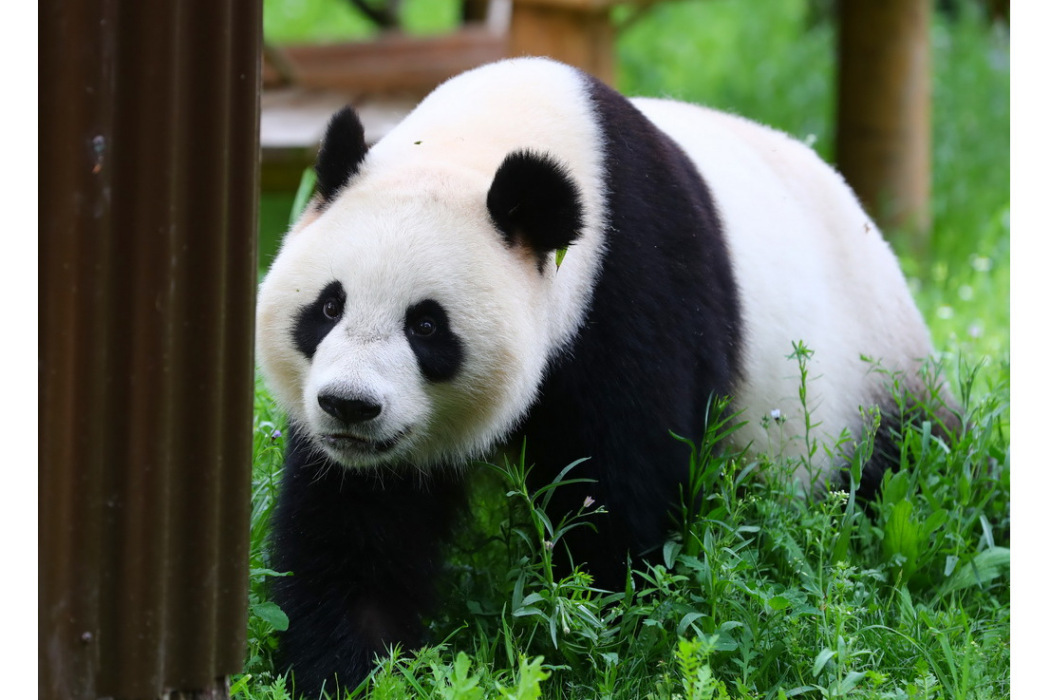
[317,394,383,424]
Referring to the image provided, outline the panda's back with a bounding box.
[632,97,934,476]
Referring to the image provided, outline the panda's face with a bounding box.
[256,168,553,470]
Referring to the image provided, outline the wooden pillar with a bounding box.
[40,1,261,697]
[509,0,619,85]
[835,0,932,239]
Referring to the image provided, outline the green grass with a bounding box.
[243,1,1009,697]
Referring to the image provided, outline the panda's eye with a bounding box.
[410,316,437,337]
[322,297,343,320]
[405,299,449,340]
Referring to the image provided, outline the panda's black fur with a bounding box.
[313,106,368,205]
[257,58,948,697]
[513,76,742,585]
[487,149,585,261]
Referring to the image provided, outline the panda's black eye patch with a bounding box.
[293,281,346,359]
[405,299,463,382]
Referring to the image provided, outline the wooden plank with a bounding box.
[263,27,508,93]
[513,0,620,9]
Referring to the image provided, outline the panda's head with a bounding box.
[256,103,589,471]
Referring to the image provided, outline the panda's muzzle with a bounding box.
[316,393,406,455]
[319,432,402,454]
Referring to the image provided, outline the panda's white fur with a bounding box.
[257,57,932,486]
[256,58,947,695]
[630,98,933,479]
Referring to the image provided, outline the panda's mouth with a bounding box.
[319,431,405,454]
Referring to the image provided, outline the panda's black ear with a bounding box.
[315,106,369,205]
[487,150,584,256]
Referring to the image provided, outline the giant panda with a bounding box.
[256,57,952,697]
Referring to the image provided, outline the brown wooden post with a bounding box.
[39,1,261,698]
[835,0,932,240]
[509,0,619,85]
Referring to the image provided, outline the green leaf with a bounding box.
[249,567,291,579]
[512,606,543,618]
[922,509,949,539]
[835,670,867,694]
[500,656,549,700]
[251,601,289,632]
[677,611,706,636]
[445,652,484,700]
[289,167,317,226]
[228,674,251,697]
[812,648,835,677]
[882,469,910,506]
[883,498,920,582]
[940,546,1010,595]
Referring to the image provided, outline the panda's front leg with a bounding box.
[269,425,466,698]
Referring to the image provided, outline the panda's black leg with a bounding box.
[270,425,466,698]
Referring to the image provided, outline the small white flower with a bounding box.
[583,496,596,509]
[770,409,781,420]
